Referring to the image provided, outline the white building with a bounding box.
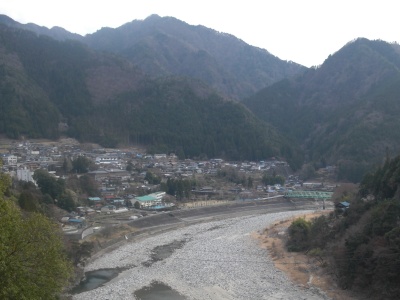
[95,156,119,165]
[17,168,35,183]
[2,155,17,165]
[149,192,166,201]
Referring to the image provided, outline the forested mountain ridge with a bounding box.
[0,24,303,166]
[0,23,146,136]
[83,14,306,99]
[0,14,306,100]
[4,13,400,180]
[0,14,82,41]
[244,38,400,181]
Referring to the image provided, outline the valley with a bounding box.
[1,12,400,300]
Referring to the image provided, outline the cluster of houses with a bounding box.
[0,139,343,238]
[1,138,292,186]
[1,139,309,213]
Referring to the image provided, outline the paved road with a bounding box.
[129,197,328,230]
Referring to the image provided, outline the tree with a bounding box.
[299,163,316,181]
[0,165,11,196]
[262,173,285,186]
[247,176,253,188]
[72,156,95,173]
[18,190,40,212]
[126,160,134,172]
[145,171,161,184]
[286,217,311,252]
[33,169,64,200]
[79,174,99,197]
[0,174,73,299]
[62,156,73,173]
[57,190,77,212]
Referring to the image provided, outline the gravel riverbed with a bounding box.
[73,210,330,300]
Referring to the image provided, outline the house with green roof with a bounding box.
[133,195,162,208]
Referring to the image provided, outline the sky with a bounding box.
[0,0,399,67]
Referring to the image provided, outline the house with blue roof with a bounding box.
[336,201,350,211]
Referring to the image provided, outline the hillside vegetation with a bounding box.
[0,168,73,299]
[0,24,302,165]
[244,38,400,181]
[3,14,400,180]
[286,156,400,299]
[83,14,306,100]
[0,14,306,100]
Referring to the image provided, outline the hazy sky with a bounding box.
[1,0,399,67]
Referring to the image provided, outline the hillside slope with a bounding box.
[0,24,302,165]
[83,14,306,99]
[0,14,306,100]
[285,156,400,299]
[244,38,400,180]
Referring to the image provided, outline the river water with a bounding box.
[133,281,187,300]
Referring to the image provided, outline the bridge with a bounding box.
[284,190,333,199]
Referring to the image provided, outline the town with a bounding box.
[1,138,337,238]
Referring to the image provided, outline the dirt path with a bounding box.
[255,210,360,300]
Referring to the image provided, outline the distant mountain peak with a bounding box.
[84,15,306,99]
[145,14,162,20]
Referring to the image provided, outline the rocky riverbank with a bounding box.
[258,211,360,300]
[72,210,331,300]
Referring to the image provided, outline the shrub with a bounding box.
[287,217,311,252]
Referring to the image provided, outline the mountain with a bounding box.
[0,24,302,165]
[3,14,400,179]
[82,14,306,100]
[0,14,82,41]
[244,38,400,181]
[0,14,306,100]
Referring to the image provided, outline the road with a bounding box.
[85,196,331,253]
[129,197,328,230]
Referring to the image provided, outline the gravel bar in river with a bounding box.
[73,210,330,300]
